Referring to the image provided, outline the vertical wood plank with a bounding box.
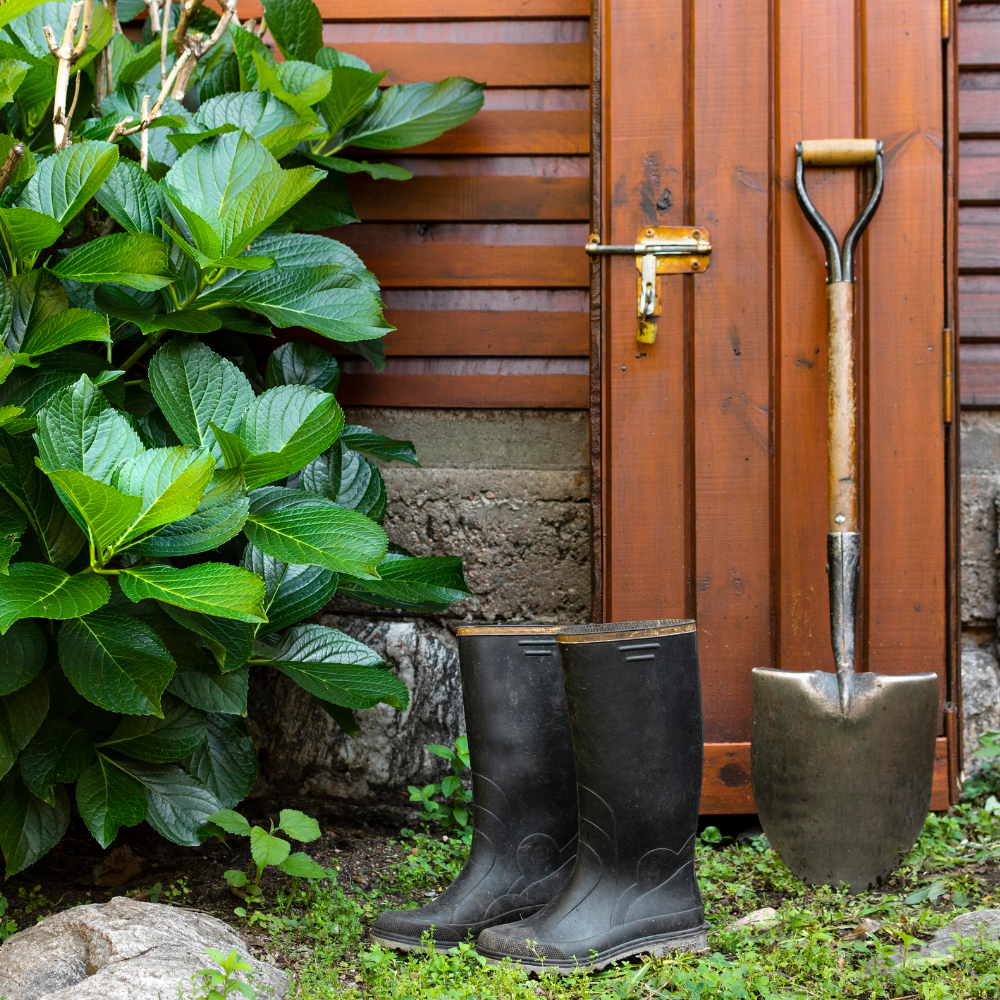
[602,0,689,623]
[691,0,773,741]
[861,0,947,703]
[774,0,857,676]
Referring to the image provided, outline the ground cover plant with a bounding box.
[0,0,479,878]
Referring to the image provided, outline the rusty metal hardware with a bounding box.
[585,226,712,344]
[943,327,953,424]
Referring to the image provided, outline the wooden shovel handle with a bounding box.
[827,282,857,533]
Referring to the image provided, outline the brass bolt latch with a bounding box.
[585,226,712,344]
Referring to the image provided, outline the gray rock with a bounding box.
[961,637,1000,775]
[249,617,466,821]
[920,908,1000,957]
[0,896,288,1000]
[960,472,1000,625]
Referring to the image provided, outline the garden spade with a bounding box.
[750,140,939,894]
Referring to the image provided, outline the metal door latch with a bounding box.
[585,226,712,343]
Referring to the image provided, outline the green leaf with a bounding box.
[198,48,241,103]
[129,469,249,557]
[0,56,29,102]
[0,619,46,695]
[19,140,119,225]
[0,564,110,633]
[117,760,221,846]
[19,310,111,358]
[228,20,276,89]
[167,123,240,156]
[241,543,338,634]
[148,340,253,459]
[0,0,50,32]
[20,719,93,803]
[197,265,391,343]
[187,712,257,809]
[281,168,358,230]
[339,78,484,151]
[195,90,323,158]
[253,624,409,710]
[58,610,174,716]
[101,694,207,762]
[75,755,146,848]
[276,61,331,105]
[265,341,339,392]
[159,604,255,673]
[300,441,386,522]
[0,133,36,186]
[50,233,175,291]
[244,232,377,290]
[0,674,48,781]
[96,160,171,239]
[245,486,387,577]
[0,429,85,567]
[339,424,419,465]
[0,207,63,261]
[277,808,320,842]
[0,488,26,573]
[116,36,161,85]
[9,0,112,61]
[316,67,385,136]
[209,807,252,837]
[307,155,412,181]
[93,286,222,336]
[222,385,344,489]
[8,269,68,352]
[251,825,290,867]
[35,374,144,483]
[252,51,320,123]
[316,698,358,735]
[0,777,70,877]
[168,663,248,715]
[120,564,268,623]
[262,0,322,62]
[339,551,471,612]
[277,851,326,878]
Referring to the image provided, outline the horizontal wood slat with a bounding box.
[959,140,1000,201]
[346,175,589,221]
[337,242,589,287]
[961,343,1000,406]
[959,207,1000,269]
[959,275,1000,339]
[336,373,589,406]
[959,86,1000,137]
[238,0,590,18]
[699,739,950,814]
[331,42,589,87]
[366,110,588,155]
[958,7,1000,68]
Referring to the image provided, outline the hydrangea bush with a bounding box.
[0,0,480,875]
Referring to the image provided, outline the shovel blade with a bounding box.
[751,668,938,893]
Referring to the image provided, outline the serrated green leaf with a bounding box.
[339,78,484,151]
[0,56,29,102]
[228,20,276,90]
[188,712,257,809]
[314,46,371,72]
[0,619,46,695]
[19,310,111,359]
[50,233,175,291]
[281,167,358,230]
[340,424,419,465]
[0,777,69,877]
[148,339,253,459]
[20,719,93,803]
[265,341,339,392]
[120,563,268,623]
[7,269,68,352]
[316,698,358,735]
[167,123,240,156]
[252,51,320,124]
[93,286,222,336]
[277,850,326,878]
[254,624,408,710]
[116,36,161,85]
[0,564,110,633]
[117,760,221,846]
[19,140,119,225]
[262,0,322,62]
[74,754,146,848]
[300,441,386,522]
[241,542,337,635]
[245,486,387,577]
[159,603,255,673]
[339,552,471,612]
[307,154,412,181]
[277,61,331,105]
[251,825,290,867]
[209,807,252,836]
[195,89,323,157]
[169,664,248,716]
[316,67,384,136]
[0,673,48,780]
[0,0,50,33]
[0,207,62,261]
[58,609,174,715]
[277,808,320,842]
[0,487,26,573]
[95,160,171,239]
[9,0,112,62]
[101,694,207,762]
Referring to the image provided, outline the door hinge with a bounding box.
[943,327,953,424]
[942,0,951,39]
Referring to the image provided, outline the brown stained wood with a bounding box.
[328,42,590,87]
[346,175,590,222]
[237,0,590,18]
[336,373,589,407]
[691,0,771,743]
[333,241,589,287]
[601,0,690,631]
[700,739,950,814]
[862,0,947,697]
[775,0,858,679]
[381,110,589,155]
[959,140,1000,201]
[959,275,1000,338]
[958,82,1000,136]
[960,207,1000,269]
[959,343,1000,406]
[958,5,1000,68]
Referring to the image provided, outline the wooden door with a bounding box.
[591,0,960,811]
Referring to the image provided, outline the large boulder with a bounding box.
[0,896,288,999]
[920,909,1000,957]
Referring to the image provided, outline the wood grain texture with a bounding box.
[960,207,1000,269]
[862,0,947,699]
[346,175,590,221]
[328,42,590,87]
[959,140,1000,201]
[701,739,950,814]
[958,4,1000,68]
[960,343,1000,407]
[336,373,589,406]
[958,80,1000,137]
[238,0,590,18]
[959,275,1000,338]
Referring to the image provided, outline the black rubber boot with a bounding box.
[476,619,709,972]
[370,624,578,951]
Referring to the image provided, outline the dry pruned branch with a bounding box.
[45,0,90,149]
[0,142,24,198]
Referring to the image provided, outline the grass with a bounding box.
[221,765,1000,998]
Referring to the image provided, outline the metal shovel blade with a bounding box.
[750,667,938,893]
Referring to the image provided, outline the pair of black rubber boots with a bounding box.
[371,619,708,972]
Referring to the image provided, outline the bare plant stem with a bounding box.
[160,0,172,80]
[0,143,25,198]
[119,328,169,374]
[145,0,161,35]
[139,95,150,170]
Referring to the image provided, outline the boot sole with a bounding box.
[476,922,710,973]
[369,905,546,953]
